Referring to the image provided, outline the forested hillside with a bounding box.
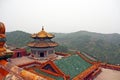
[54,31,120,64]
[6,31,120,64]
[6,31,32,47]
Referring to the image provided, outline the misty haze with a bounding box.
[0,0,120,34]
[0,0,120,80]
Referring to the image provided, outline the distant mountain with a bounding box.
[6,31,32,47]
[6,30,120,64]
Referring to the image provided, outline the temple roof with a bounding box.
[54,55,92,79]
[0,22,6,53]
[0,22,5,34]
[33,54,92,80]
[34,69,64,80]
[28,40,58,48]
[31,27,54,39]
[0,22,5,38]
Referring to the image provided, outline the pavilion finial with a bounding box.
[42,26,44,31]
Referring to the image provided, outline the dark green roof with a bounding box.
[34,68,64,80]
[0,38,6,42]
[0,54,13,60]
[54,55,92,79]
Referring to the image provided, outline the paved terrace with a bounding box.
[10,54,63,66]
[94,68,120,80]
[10,56,47,66]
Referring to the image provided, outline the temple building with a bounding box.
[28,27,58,59]
[0,22,13,59]
[0,22,120,80]
[0,22,6,53]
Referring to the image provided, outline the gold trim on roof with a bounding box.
[32,27,54,38]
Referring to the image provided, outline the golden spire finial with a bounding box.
[42,26,44,31]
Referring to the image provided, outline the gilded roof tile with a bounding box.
[31,27,54,38]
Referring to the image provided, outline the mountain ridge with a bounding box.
[6,30,120,64]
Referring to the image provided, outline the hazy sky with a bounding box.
[0,0,120,33]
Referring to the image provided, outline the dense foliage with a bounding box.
[55,45,68,52]
[6,31,120,64]
[6,31,32,47]
[54,31,120,64]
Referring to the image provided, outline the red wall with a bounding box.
[12,48,27,58]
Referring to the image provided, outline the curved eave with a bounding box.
[31,36,54,39]
[0,22,5,34]
[31,34,54,39]
[31,30,55,39]
[0,34,6,38]
[28,42,58,48]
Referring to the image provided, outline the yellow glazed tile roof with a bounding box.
[32,27,54,38]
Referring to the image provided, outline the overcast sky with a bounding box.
[0,0,120,34]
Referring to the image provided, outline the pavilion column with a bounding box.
[53,50,55,54]
[44,51,46,57]
[37,51,40,57]
[46,50,49,57]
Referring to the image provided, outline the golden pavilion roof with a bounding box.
[31,27,54,38]
[0,22,6,53]
[0,22,6,38]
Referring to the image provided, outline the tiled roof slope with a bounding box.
[28,40,58,48]
[34,68,64,80]
[0,68,8,80]
[31,27,54,38]
[54,55,92,79]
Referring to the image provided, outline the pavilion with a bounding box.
[0,22,120,80]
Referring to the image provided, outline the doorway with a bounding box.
[40,52,44,57]
[17,52,21,57]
